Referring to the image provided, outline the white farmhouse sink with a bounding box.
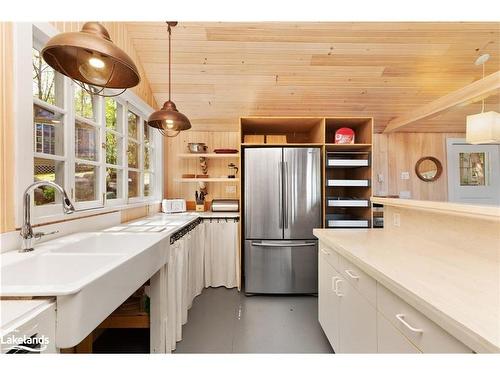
[0,231,170,348]
[1,253,121,295]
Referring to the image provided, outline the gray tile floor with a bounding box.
[174,287,333,353]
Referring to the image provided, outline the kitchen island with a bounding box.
[314,198,500,353]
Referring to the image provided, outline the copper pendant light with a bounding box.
[147,22,191,137]
[42,22,140,97]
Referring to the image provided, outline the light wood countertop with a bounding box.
[313,228,500,353]
[371,197,500,220]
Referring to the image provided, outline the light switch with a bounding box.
[377,173,384,183]
[400,171,410,180]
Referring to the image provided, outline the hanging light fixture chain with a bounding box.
[168,23,172,102]
[481,61,485,113]
[146,21,191,137]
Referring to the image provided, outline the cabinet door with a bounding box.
[377,312,421,353]
[318,257,341,351]
[337,277,377,353]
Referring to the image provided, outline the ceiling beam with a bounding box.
[383,71,500,133]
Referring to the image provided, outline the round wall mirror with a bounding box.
[415,156,443,182]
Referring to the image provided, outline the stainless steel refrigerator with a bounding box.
[244,147,321,294]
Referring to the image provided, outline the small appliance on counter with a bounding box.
[162,199,187,214]
[211,199,239,212]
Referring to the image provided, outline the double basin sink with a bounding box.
[1,231,170,348]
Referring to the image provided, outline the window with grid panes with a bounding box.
[31,30,156,214]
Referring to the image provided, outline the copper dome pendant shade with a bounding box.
[147,22,191,137]
[42,22,140,97]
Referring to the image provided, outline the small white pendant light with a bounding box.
[466,54,500,144]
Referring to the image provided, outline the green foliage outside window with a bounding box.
[74,87,94,120]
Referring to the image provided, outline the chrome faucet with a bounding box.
[20,181,75,252]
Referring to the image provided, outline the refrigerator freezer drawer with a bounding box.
[244,240,318,294]
[327,198,369,207]
[327,179,370,187]
[327,219,370,228]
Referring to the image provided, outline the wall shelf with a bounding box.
[325,143,372,151]
[240,117,325,144]
[175,178,240,183]
[324,118,374,228]
[239,116,374,229]
[178,153,239,159]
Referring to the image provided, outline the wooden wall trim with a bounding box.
[0,22,15,233]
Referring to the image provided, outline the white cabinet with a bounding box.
[318,248,376,353]
[317,243,472,353]
[377,312,421,353]
[337,277,377,353]
[318,255,341,350]
[377,284,473,353]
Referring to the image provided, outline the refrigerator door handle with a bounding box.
[251,241,316,247]
[278,161,283,229]
[283,161,289,229]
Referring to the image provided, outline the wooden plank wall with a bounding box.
[163,130,461,203]
[163,131,240,202]
[0,22,15,233]
[373,132,465,201]
[50,22,158,110]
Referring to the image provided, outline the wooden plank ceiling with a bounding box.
[126,22,500,133]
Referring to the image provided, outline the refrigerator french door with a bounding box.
[244,147,321,294]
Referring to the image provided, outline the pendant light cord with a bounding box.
[168,23,172,102]
[481,62,485,113]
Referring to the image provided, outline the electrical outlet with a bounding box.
[399,190,411,199]
[401,171,410,180]
[393,213,401,227]
[226,185,236,194]
[377,173,384,183]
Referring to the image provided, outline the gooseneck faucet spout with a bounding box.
[20,181,75,252]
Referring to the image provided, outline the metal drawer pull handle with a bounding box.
[321,248,331,255]
[331,276,339,292]
[345,269,360,280]
[334,279,344,297]
[395,314,423,333]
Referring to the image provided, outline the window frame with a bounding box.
[13,22,162,227]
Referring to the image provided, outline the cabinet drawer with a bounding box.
[319,242,340,271]
[339,255,377,306]
[377,284,472,353]
[377,312,421,353]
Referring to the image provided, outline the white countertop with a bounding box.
[103,211,239,235]
[313,228,500,353]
